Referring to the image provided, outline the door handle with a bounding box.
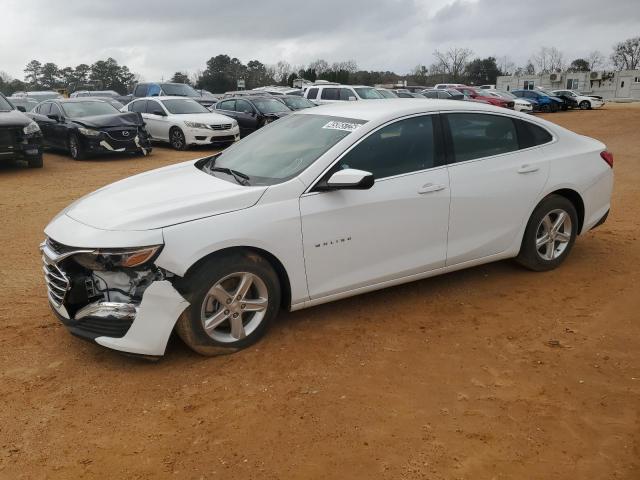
[518,164,540,174]
[418,183,446,194]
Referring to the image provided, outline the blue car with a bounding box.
[512,90,564,112]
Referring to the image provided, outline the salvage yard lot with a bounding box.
[0,104,639,479]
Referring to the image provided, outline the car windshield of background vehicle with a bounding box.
[354,88,384,99]
[61,101,120,117]
[253,99,290,114]
[160,83,200,97]
[161,99,210,114]
[284,97,315,109]
[0,96,12,111]
[207,114,367,185]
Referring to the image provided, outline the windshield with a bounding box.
[160,83,200,97]
[0,96,13,111]
[282,97,315,110]
[253,98,290,114]
[162,98,210,114]
[62,101,120,117]
[377,89,397,98]
[207,114,367,185]
[354,87,384,99]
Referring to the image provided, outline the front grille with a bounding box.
[210,124,232,131]
[211,135,236,143]
[106,129,137,141]
[43,257,70,307]
[0,128,19,151]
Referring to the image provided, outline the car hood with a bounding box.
[0,109,32,127]
[173,112,235,124]
[264,110,291,118]
[71,112,144,128]
[64,160,268,231]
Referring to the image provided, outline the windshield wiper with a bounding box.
[210,167,251,186]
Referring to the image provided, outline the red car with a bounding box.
[458,86,514,109]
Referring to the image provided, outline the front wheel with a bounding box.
[169,127,187,150]
[549,103,559,113]
[175,251,281,356]
[516,195,578,271]
[27,154,43,168]
[69,134,86,160]
[579,100,590,110]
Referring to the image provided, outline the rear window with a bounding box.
[516,120,553,148]
[321,88,339,100]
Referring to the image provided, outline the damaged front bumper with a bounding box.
[41,237,189,357]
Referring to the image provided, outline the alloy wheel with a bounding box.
[200,272,269,343]
[535,209,573,261]
[171,129,185,149]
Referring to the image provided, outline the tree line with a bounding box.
[1,35,637,96]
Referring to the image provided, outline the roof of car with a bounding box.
[219,95,277,102]
[52,98,111,103]
[129,96,203,101]
[295,98,514,122]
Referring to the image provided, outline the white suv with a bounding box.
[304,85,383,104]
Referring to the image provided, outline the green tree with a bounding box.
[24,60,42,86]
[567,58,590,72]
[74,64,91,84]
[170,72,191,84]
[40,62,60,88]
[465,57,502,85]
[611,36,640,70]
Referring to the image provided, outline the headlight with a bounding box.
[77,127,101,137]
[23,121,40,135]
[73,246,162,271]
[232,120,238,128]
[184,121,210,130]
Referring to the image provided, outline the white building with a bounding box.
[496,70,640,100]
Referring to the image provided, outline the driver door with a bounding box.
[144,100,169,141]
[300,114,450,300]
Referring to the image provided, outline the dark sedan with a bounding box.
[276,95,317,111]
[214,96,292,136]
[0,93,43,168]
[28,99,152,160]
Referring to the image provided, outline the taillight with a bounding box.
[600,150,614,168]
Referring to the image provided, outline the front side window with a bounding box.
[332,115,437,179]
[339,88,355,101]
[446,113,518,163]
[306,88,319,100]
[147,100,164,114]
[130,100,147,113]
[236,100,255,114]
[134,84,148,97]
[353,87,383,99]
[217,100,236,111]
[253,98,290,114]
[38,102,52,115]
[208,114,367,185]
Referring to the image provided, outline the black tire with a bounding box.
[540,104,550,113]
[68,133,86,160]
[27,154,43,168]
[516,195,579,272]
[579,100,590,110]
[549,103,559,113]
[175,251,281,356]
[169,127,187,150]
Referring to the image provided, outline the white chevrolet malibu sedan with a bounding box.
[41,100,613,357]
[122,96,240,150]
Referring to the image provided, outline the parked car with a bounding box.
[12,90,63,102]
[536,88,573,110]
[457,86,515,109]
[376,88,398,98]
[512,90,564,113]
[550,90,604,110]
[421,89,463,100]
[40,100,613,357]
[275,95,317,111]
[70,90,131,106]
[392,90,426,98]
[28,98,151,160]
[81,96,124,110]
[0,92,43,168]
[434,83,466,90]
[221,90,273,99]
[485,90,533,113]
[123,96,240,150]
[479,84,496,90]
[128,82,216,108]
[214,96,292,136]
[7,96,39,112]
[304,85,384,104]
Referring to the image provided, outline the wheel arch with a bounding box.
[543,188,585,234]
[181,246,292,310]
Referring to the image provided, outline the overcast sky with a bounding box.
[1,0,638,81]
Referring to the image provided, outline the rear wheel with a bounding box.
[68,134,86,160]
[27,153,43,168]
[549,103,559,113]
[169,127,187,150]
[579,100,590,110]
[517,195,578,271]
[175,251,281,356]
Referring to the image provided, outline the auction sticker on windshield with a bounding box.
[322,120,363,132]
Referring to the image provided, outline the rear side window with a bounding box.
[446,113,518,163]
[306,88,319,100]
[130,100,147,113]
[332,115,438,179]
[321,88,339,100]
[516,120,553,148]
[147,100,163,114]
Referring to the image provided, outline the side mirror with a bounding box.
[16,106,26,112]
[348,96,357,101]
[152,110,166,116]
[47,114,61,122]
[317,168,374,191]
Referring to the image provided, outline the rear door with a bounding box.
[234,100,260,135]
[444,112,551,266]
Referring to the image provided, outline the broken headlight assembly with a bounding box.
[73,246,162,271]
